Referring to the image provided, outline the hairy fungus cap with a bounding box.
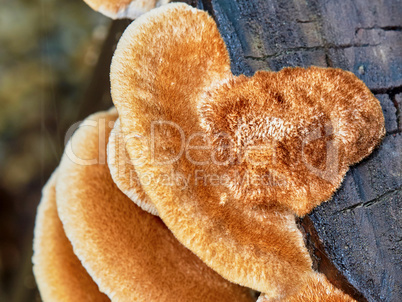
[56,109,254,302]
[110,3,384,300]
[32,171,110,302]
[83,0,171,19]
[108,118,158,215]
[199,67,385,214]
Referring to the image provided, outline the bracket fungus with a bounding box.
[32,2,386,301]
[35,109,254,302]
[83,0,171,19]
[33,171,110,302]
[108,118,158,215]
[110,3,385,301]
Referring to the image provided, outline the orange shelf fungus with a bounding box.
[33,2,385,301]
[108,118,158,215]
[33,171,110,302]
[36,109,253,302]
[83,0,171,19]
[110,3,385,301]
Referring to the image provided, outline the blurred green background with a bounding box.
[0,0,112,300]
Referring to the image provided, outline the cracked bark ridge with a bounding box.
[395,93,402,132]
[193,0,401,301]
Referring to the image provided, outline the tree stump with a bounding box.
[191,0,400,301]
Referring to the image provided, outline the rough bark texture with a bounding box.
[192,1,401,301]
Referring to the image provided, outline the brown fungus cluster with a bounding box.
[33,3,385,302]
